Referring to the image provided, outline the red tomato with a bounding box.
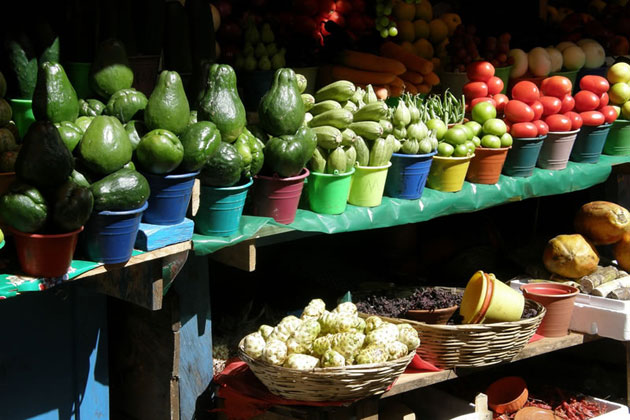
[504,100,535,122]
[563,111,583,130]
[533,120,549,137]
[467,61,495,82]
[530,101,544,120]
[486,76,504,95]
[540,76,573,98]
[511,81,540,104]
[510,122,538,138]
[574,90,600,112]
[539,96,563,117]
[579,75,610,96]
[545,114,573,132]
[493,93,509,113]
[470,96,497,108]
[559,94,575,113]
[463,81,489,101]
[599,92,609,108]
[580,111,606,126]
[599,105,619,124]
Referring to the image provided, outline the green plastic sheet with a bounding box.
[192,155,630,256]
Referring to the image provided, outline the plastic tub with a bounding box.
[493,65,512,95]
[486,376,528,414]
[82,202,148,264]
[348,162,392,207]
[10,226,83,278]
[603,119,630,156]
[537,129,580,170]
[426,154,473,192]
[142,170,199,225]
[502,136,545,177]
[9,99,35,139]
[196,177,253,236]
[460,271,525,324]
[466,146,510,184]
[570,123,612,163]
[520,283,579,337]
[252,168,309,224]
[384,151,436,199]
[307,167,355,214]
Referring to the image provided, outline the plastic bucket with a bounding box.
[493,65,512,95]
[537,129,580,170]
[142,170,199,225]
[550,69,579,91]
[252,168,309,224]
[460,271,525,324]
[570,123,612,163]
[10,226,83,278]
[521,283,579,337]
[438,71,469,98]
[239,70,275,111]
[82,202,148,264]
[348,162,392,207]
[426,154,473,192]
[384,151,436,199]
[307,167,355,214]
[196,177,253,236]
[9,99,35,139]
[466,146,510,184]
[502,136,545,177]
[603,119,630,155]
[64,62,93,99]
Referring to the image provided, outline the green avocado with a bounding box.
[79,115,133,175]
[144,71,190,135]
[32,62,79,123]
[90,168,150,211]
[89,38,134,99]
[15,120,74,189]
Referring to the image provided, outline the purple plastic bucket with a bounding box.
[252,168,310,224]
[537,129,580,170]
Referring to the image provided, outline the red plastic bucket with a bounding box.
[252,168,310,224]
[10,226,83,278]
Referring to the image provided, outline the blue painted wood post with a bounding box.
[0,286,108,419]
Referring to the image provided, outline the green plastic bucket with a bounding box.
[502,136,545,177]
[348,162,392,207]
[570,123,612,163]
[64,62,93,99]
[9,99,35,139]
[550,69,578,91]
[604,119,630,155]
[493,65,512,95]
[307,167,355,214]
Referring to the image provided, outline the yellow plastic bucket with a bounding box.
[348,162,392,207]
[460,271,525,324]
[426,155,473,192]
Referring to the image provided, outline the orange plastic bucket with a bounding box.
[466,146,510,184]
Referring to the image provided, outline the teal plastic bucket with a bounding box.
[9,98,35,139]
[307,167,355,214]
[502,136,545,177]
[604,119,630,155]
[195,177,253,236]
[384,151,436,199]
[570,123,612,163]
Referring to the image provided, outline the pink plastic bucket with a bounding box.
[252,168,310,224]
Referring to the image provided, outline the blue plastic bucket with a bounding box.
[83,202,148,264]
[570,123,612,163]
[384,151,436,199]
[195,177,253,236]
[502,136,545,177]
[142,170,199,225]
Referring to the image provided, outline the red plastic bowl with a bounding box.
[486,376,528,414]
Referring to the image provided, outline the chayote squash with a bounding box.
[79,99,106,117]
[144,70,190,135]
[262,126,317,178]
[199,141,243,187]
[179,121,221,172]
[197,64,246,143]
[32,62,79,123]
[106,88,148,123]
[258,68,305,137]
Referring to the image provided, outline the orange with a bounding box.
[393,1,416,21]
[429,18,448,44]
[416,0,432,21]
[397,20,415,42]
[440,13,461,36]
[413,38,434,59]
[413,19,430,39]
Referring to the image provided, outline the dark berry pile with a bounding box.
[355,288,463,318]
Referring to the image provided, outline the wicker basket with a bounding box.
[374,299,546,369]
[238,339,415,401]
